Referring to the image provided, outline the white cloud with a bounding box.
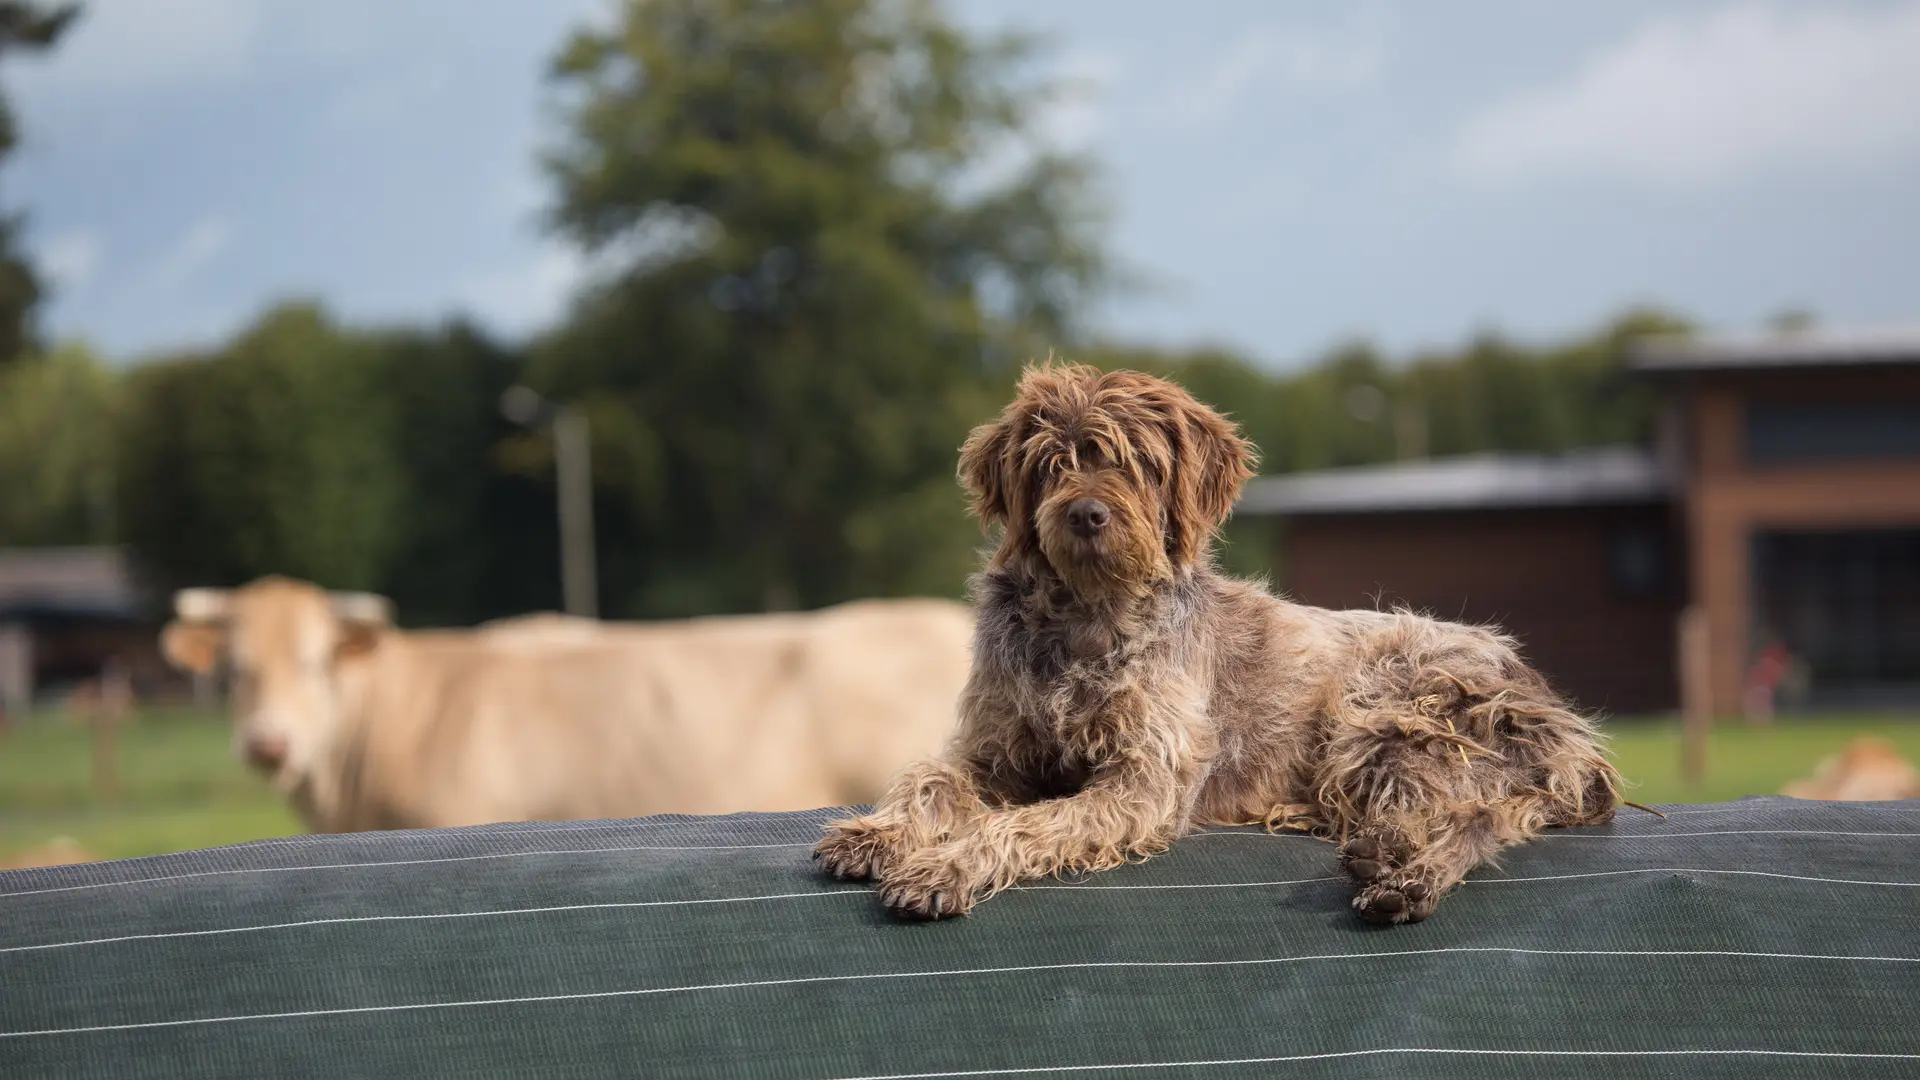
[450,244,585,338]
[1149,26,1384,132]
[39,230,103,291]
[152,216,235,288]
[12,0,263,95]
[1041,49,1124,153]
[450,203,723,336]
[957,48,1123,198]
[1453,2,1920,188]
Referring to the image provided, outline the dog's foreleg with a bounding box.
[875,722,1200,919]
[814,757,990,882]
[815,682,1042,882]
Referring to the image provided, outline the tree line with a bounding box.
[0,0,1694,624]
[0,300,1688,623]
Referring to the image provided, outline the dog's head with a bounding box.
[959,363,1256,595]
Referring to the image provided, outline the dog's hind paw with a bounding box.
[1338,827,1412,884]
[813,818,901,882]
[1352,876,1438,925]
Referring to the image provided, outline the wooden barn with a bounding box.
[1235,328,1920,717]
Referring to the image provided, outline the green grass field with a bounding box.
[2,708,1916,863]
[0,709,301,861]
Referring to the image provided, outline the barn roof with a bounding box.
[1236,446,1673,517]
[1630,326,1920,375]
[0,546,143,620]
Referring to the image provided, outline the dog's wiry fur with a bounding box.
[816,364,1619,924]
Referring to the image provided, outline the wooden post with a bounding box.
[1678,606,1711,784]
[0,621,31,717]
[87,659,133,804]
[554,406,599,620]
[1392,399,1428,461]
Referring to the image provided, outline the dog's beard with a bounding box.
[1035,509,1166,600]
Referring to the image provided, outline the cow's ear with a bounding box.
[161,588,232,674]
[161,621,224,674]
[335,621,385,658]
[328,592,393,659]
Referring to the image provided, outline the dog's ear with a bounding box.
[958,409,1020,527]
[1165,395,1258,565]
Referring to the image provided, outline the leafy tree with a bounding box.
[116,303,406,595]
[0,341,117,545]
[1404,306,1689,457]
[375,319,558,625]
[1084,308,1692,582]
[0,2,80,365]
[532,0,1109,616]
[1089,306,1691,476]
[115,301,552,625]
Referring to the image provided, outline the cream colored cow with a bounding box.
[161,577,972,833]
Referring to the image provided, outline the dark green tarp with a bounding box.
[2,797,1917,1079]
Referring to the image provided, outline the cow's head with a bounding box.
[160,576,392,788]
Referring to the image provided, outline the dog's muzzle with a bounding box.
[1066,499,1111,538]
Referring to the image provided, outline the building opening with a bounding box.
[1752,528,1920,710]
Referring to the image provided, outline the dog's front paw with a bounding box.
[1352,875,1439,925]
[813,817,903,882]
[877,852,979,921]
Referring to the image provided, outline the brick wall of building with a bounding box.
[1676,367,1920,715]
[1280,504,1684,716]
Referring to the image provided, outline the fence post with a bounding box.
[84,660,133,803]
[0,622,31,716]
[554,406,599,619]
[1678,605,1711,784]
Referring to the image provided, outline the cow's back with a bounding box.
[793,598,972,804]
[566,597,974,811]
[336,600,972,828]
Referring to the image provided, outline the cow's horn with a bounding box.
[329,592,394,626]
[174,588,233,622]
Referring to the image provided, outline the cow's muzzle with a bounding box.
[241,732,289,771]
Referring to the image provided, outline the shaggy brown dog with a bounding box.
[816,364,1620,924]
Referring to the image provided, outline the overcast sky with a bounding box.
[8,0,1920,365]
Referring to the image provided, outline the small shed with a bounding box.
[0,546,175,711]
[1237,448,1686,716]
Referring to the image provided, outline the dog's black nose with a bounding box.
[1066,499,1111,537]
